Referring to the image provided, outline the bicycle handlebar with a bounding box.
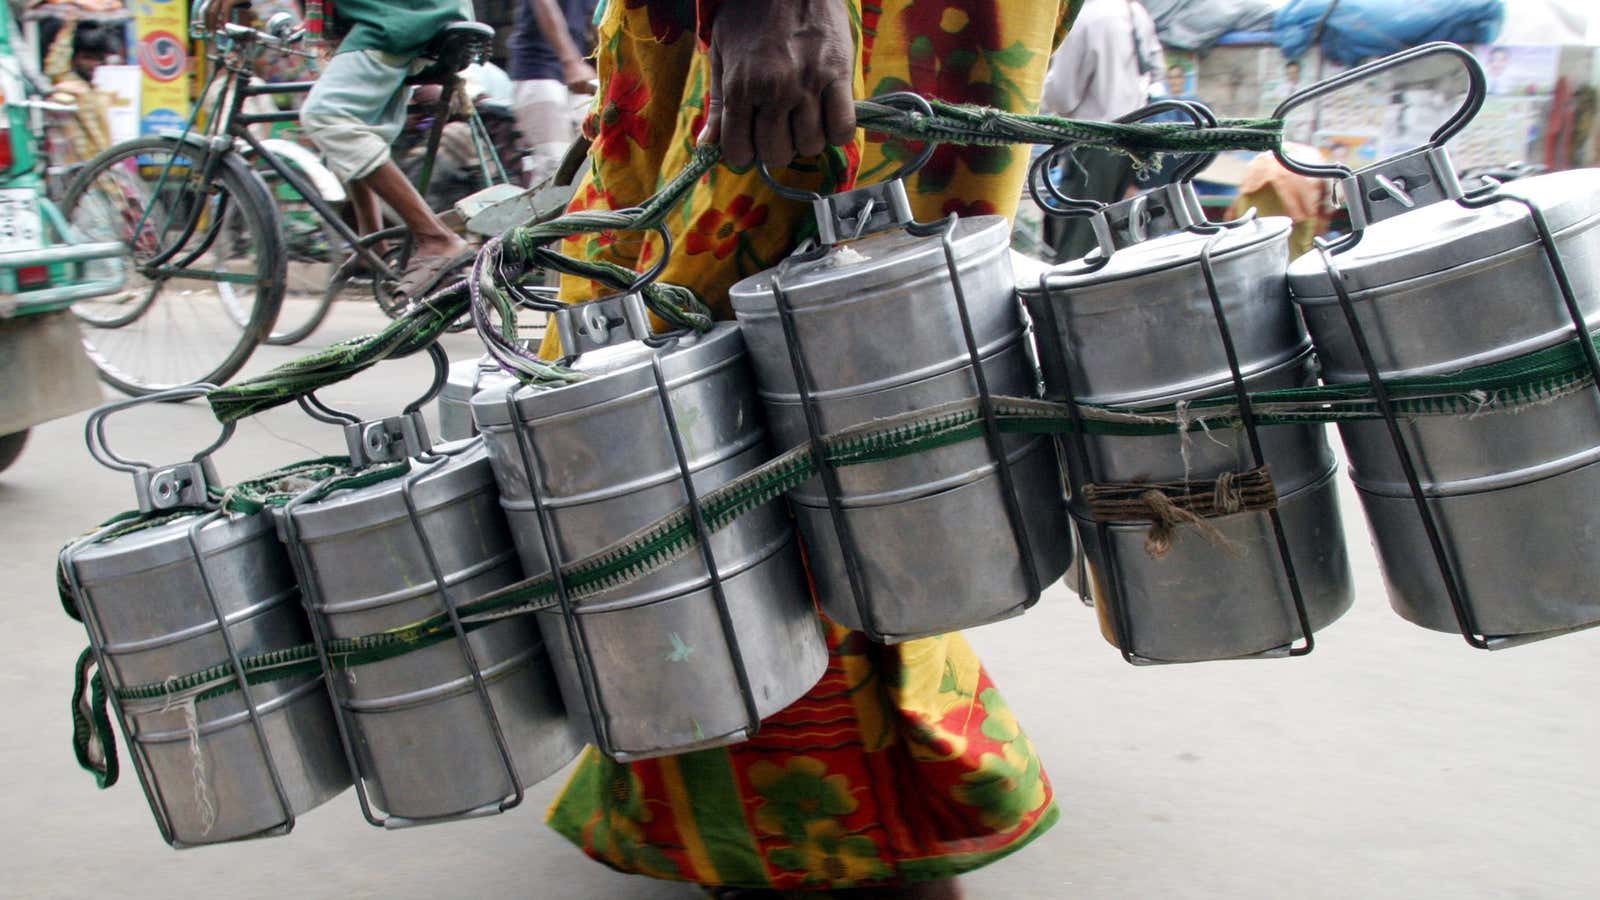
[190,1,308,52]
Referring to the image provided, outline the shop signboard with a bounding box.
[133,0,189,136]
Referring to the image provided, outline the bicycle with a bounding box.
[60,6,499,394]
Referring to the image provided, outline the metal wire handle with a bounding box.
[1028,99,1220,218]
[470,222,677,374]
[84,385,233,474]
[295,342,451,426]
[1271,41,1486,181]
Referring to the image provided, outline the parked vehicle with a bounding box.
[0,9,125,472]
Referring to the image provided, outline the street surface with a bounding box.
[3,303,1596,899]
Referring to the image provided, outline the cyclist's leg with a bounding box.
[300,49,413,189]
[348,178,381,234]
[301,49,467,300]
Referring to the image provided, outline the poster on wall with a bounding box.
[1475,45,1559,97]
[133,0,188,136]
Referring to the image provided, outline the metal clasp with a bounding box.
[810,178,915,245]
[297,342,450,468]
[1089,182,1206,256]
[132,460,220,513]
[554,292,653,356]
[343,412,432,467]
[1341,146,1463,230]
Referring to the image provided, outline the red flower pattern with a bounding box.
[875,0,1028,194]
[940,199,998,218]
[684,194,769,259]
[597,71,652,162]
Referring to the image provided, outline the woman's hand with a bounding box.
[700,0,856,168]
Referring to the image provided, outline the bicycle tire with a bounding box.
[0,430,28,474]
[61,135,286,396]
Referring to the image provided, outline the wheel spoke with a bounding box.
[63,137,284,394]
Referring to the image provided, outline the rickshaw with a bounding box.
[0,9,125,472]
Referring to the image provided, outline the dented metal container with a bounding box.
[471,322,828,760]
[1021,215,1354,662]
[1287,168,1600,641]
[729,216,1074,641]
[274,441,580,822]
[63,510,350,845]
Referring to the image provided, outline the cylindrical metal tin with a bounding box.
[728,217,1074,641]
[1022,216,1306,407]
[65,512,350,845]
[1287,169,1600,640]
[1022,216,1354,660]
[438,356,518,442]
[1061,356,1352,661]
[471,324,829,760]
[1074,467,1350,661]
[274,442,580,821]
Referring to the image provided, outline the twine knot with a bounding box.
[1083,465,1277,560]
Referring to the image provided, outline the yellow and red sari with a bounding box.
[546,0,1080,889]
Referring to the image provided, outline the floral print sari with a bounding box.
[546,0,1081,889]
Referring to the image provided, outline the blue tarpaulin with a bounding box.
[1274,0,1505,64]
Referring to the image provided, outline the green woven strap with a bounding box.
[120,328,1600,708]
[71,647,119,789]
[220,455,411,515]
[205,98,1283,424]
[856,97,1282,155]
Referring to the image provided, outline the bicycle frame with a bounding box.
[137,22,505,288]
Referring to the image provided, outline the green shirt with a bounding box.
[333,0,472,58]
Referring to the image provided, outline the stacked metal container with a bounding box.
[472,315,829,760]
[275,437,580,823]
[1287,167,1600,643]
[730,215,1074,642]
[273,366,580,825]
[1022,209,1354,662]
[438,355,518,441]
[60,394,349,846]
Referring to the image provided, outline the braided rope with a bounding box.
[206,100,1282,424]
[113,326,1600,707]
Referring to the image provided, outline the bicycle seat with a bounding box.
[406,22,495,85]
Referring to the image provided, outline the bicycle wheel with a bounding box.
[0,430,28,474]
[63,136,286,395]
[228,153,349,345]
[329,226,475,334]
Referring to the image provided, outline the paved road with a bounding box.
[4,305,1596,899]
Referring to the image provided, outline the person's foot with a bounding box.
[413,231,468,261]
[392,238,474,304]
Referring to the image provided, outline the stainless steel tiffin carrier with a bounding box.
[56,44,1600,849]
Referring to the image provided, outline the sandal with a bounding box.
[392,247,476,304]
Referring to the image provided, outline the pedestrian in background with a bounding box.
[1035,0,1163,261]
[509,0,597,186]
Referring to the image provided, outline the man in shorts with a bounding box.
[206,0,477,301]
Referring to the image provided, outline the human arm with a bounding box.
[698,0,856,168]
[43,16,78,83]
[529,0,597,93]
